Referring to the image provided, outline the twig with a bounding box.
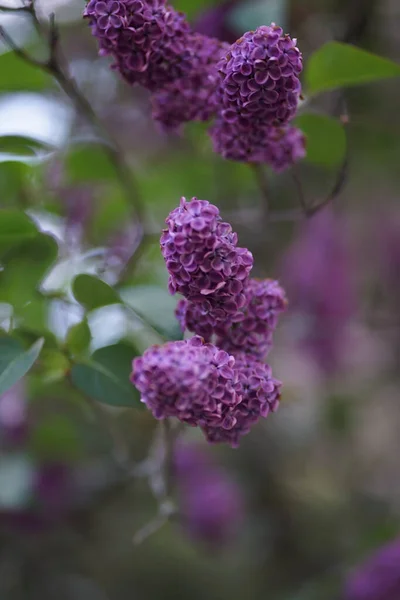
[0,3,145,229]
[132,419,182,545]
[291,168,308,215]
[250,163,270,220]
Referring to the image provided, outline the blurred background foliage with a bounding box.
[1,0,400,598]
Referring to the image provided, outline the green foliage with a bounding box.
[296,113,346,167]
[305,42,400,95]
[70,342,141,408]
[65,143,117,183]
[0,209,38,254]
[0,336,44,396]
[0,135,53,158]
[66,319,92,356]
[0,233,58,307]
[72,274,121,311]
[0,51,50,91]
[0,161,32,205]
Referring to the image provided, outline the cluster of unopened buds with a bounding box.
[131,197,287,447]
[84,0,306,171]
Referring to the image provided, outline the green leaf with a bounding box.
[0,135,53,158]
[305,42,400,96]
[65,143,117,183]
[39,348,70,384]
[0,51,50,91]
[0,209,38,253]
[0,233,58,307]
[72,274,121,311]
[66,319,92,356]
[0,336,44,396]
[70,342,141,408]
[295,113,346,167]
[120,285,182,340]
[0,162,32,205]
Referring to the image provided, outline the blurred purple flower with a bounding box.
[0,383,28,446]
[194,0,242,44]
[174,441,243,546]
[34,462,74,518]
[59,186,94,241]
[281,208,355,375]
[344,537,400,600]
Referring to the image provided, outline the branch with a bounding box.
[0,4,146,231]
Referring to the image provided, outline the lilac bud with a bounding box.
[216,24,303,127]
[84,0,192,92]
[151,34,230,132]
[131,336,242,429]
[210,120,306,169]
[202,353,281,447]
[174,441,243,546]
[161,197,253,326]
[344,537,400,600]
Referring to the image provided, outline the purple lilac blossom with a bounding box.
[203,353,281,447]
[131,336,242,429]
[281,208,355,375]
[174,441,243,545]
[215,24,302,126]
[160,197,253,327]
[210,118,306,168]
[177,278,287,360]
[83,0,193,92]
[344,537,400,600]
[151,34,230,132]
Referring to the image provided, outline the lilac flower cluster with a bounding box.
[83,0,192,91]
[131,197,285,447]
[177,278,287,360]
[151,34,230,131]
[131,336,241,428]
[210,24,304,168]
[84,0,306,170]
[160,197,253,327]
